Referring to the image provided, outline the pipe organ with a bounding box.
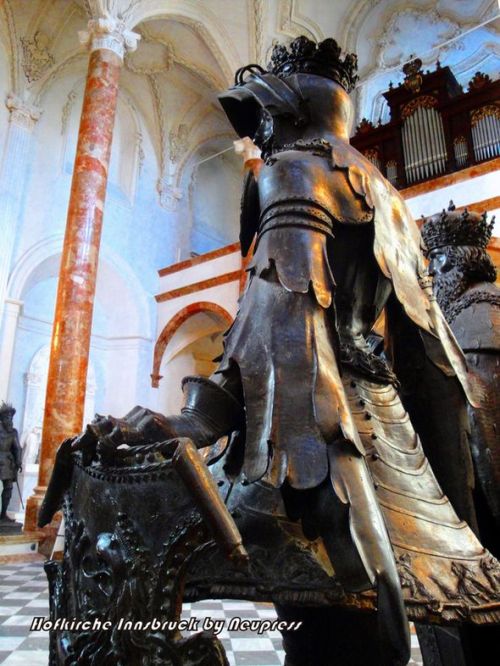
[352,62,500,190]
[453,136,468,169]
[386,160,398,186]
[363,148,381,171]
[401,98,447,184]
[471,105,500,163]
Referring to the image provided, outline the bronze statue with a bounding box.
[41,37,500,666]
[412,206,500,666]
[422,202,500,556]
[422,204,499,554]
[0,402,22,526]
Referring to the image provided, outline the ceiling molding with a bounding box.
[275,0,323,42]
[1,0,20,94]
[122,0,238,84]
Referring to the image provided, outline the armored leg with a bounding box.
[275,604,388,666]
[1,480,14,520]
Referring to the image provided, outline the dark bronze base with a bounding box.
[0,518,23,534]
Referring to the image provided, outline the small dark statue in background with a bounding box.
[41,38,500,666]
[0,402,22,529]
[422,204,500,555]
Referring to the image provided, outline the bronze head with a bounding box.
[421,203,496,311]
[0,402,15,432]
[218,36,358,155]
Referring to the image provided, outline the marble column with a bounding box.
[24,17,139,531]
[0,299,23,402]
[0,96,40,330]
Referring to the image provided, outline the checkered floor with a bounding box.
[0,561,422,665]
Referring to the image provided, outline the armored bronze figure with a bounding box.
[411,206,500,666]
[41,37,500,666]
[422,204,499,554]
[0,402,22,525]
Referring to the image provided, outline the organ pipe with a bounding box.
[402,103,447,184]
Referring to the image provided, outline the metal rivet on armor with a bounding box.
[359,399,365,406]
[350,381,356,388]
[365,413,372,420]
[217,480,224,487]
[371,433,378,440]
[372,453,379,460]
[146,453,155,462]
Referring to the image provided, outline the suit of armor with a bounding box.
[0,403,22,522]
[42,38,500,666]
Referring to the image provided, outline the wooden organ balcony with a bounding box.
[351,60,500,190]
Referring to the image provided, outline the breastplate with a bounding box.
[0,433,15,454]
[258,147,374,231]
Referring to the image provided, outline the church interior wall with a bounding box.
[405,168,500,234]
[190,151,241,254]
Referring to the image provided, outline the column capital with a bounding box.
[157,177,183,211]
[78,15,140,60]
[4,298,23,313]
[5,93,42,130]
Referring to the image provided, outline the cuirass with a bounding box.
[258,148,374,230]
[0,432,16,454]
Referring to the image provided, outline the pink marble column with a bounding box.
[25,18,139,531]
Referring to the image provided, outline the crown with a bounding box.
[268,36,358,93]
[421,201,495,254]
[0,402,15,417]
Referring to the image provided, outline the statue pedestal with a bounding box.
[0,531,44,564]
[8,464,39,523]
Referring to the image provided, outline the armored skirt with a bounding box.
[217,224,349,490]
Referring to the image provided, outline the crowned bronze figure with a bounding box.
[412,206,500,666]
[41,37,500,666]
[0,402,22,528]
[422,204,499,554]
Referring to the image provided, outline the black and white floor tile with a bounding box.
[0,562,422,665]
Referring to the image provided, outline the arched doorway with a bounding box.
[152,302,233,414]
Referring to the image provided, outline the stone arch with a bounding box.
[151,302,233,387]
[177,131,234,190]
[124,0,238,83]
[0,0,20,94]
[6,234,153,339]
